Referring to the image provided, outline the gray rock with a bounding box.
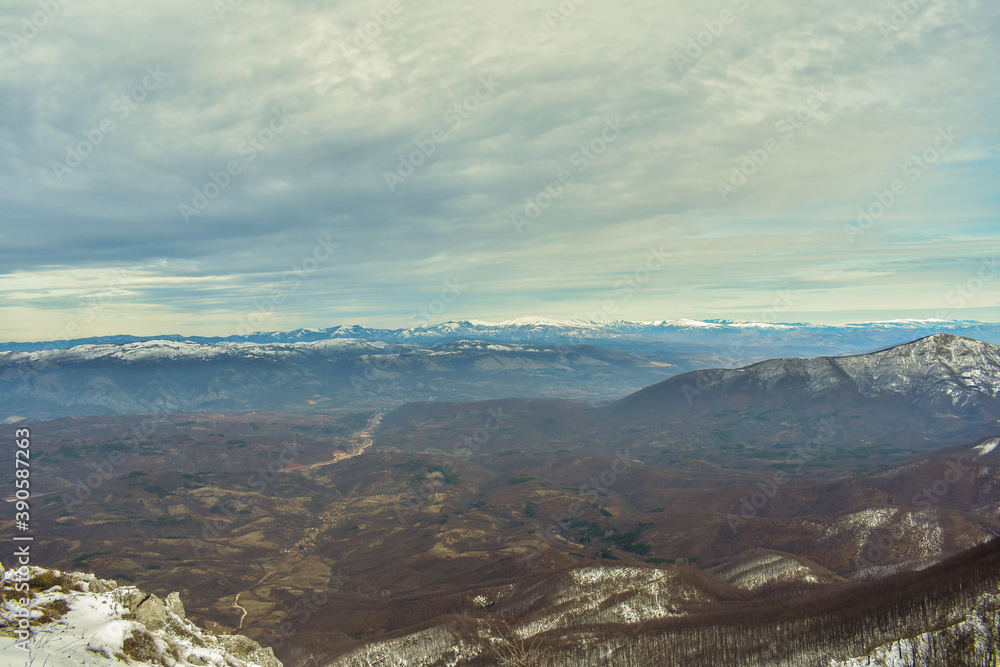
[248,647,284,667]
[165,591,185,619]
[84,576,118,594]
[132,593,167,631]
[216,633,262,656]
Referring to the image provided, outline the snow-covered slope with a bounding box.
[724,334,1000,406]
[710,551,840,591]
[0,567,281,667]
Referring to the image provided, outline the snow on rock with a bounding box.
[973,437,1000,458]
[0,566,281,667]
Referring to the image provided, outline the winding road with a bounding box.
[282,412,384,472]
[232,593,248,629]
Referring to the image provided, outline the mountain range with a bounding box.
[4,329,1000,665]
[6,319,1000,421]
[7,318,1000,355]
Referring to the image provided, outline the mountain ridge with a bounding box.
[6,318,1000,352]
[612,333,1000,416]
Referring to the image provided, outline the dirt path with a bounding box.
[232,593,248,630]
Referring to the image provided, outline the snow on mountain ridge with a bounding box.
[838,334,1000,403]
[6,318,1000,353]
[720,334,1000,406]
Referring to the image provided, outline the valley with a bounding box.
[4,333,1000,665]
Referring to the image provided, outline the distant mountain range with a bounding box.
[5,318,1000,423]
[5,317,1000,352]
[5,319,1000,422]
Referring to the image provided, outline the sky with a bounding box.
[1,0,998,341]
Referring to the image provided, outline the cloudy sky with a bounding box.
[1,0,998,340]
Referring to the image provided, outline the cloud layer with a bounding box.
[1,0,998,339]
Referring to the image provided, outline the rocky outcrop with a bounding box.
[0,566,282,667]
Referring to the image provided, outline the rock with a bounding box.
[248,647,284,667]
[132,593,167,631]
[166,591,186,619]
[217,633,263,656]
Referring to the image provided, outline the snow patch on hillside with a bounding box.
[900,510,943,560]
[712,553,826,591]
[821,508,899,553]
